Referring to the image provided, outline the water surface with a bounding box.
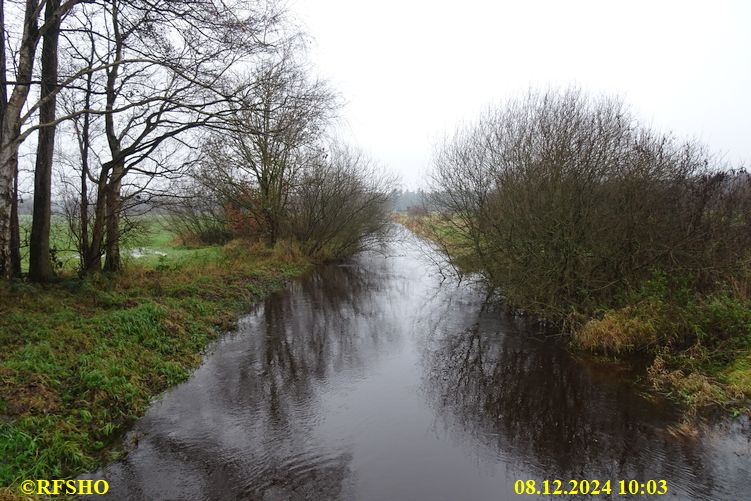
[86,230,750,500]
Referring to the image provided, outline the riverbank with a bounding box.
[396,213,751,415]
[0,236,310,494]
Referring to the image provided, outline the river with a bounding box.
[84,229,749,500]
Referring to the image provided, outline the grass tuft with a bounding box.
[574,307,658,354]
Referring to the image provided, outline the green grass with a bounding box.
[17,214,220,274]
[0,224,311,493]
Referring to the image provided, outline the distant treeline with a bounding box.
[390,190,428,213]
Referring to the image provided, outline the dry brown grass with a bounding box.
[647,355,744,414]
[574,308,658,354]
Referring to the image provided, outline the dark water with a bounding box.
[85,230,749,500]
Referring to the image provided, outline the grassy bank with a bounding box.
[0,225,310,493]
[393,213,481,273]
[576,275,751,415]
[397,213,751,415]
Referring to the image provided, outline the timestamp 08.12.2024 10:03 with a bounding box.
[514,479,669,496]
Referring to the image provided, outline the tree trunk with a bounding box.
[78,113,91,273]
[10,148,20,277]
[83,173,108,274]
[0,138,14,278]
[79,162,89,272]
[29,0,61,282]
[1,1,19,278]
[0,0,7,278]
[101,0,123,274]
[103,163,123,273]
[0,121,22,279]
[0,0,41,279]
[84,220,103,272]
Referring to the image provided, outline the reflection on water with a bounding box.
[422,318,749,500]
[85,229,750,500]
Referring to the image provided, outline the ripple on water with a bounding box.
[82,234,750,501]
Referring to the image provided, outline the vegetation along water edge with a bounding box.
[396,89,751,417]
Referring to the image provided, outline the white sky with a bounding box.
[293,0,751,189]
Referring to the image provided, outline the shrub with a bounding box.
[169,143,393,260]
[165,181,232,245]
[285,144,394,260]
[430,88,751,322]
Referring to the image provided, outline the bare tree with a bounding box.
[174,138,394,261]
[0,0,86,279]
[200,55,337,244]
[50,0,288,273]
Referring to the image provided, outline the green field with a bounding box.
[17,214,222,274]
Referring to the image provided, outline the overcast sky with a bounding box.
[292,0,751,189]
